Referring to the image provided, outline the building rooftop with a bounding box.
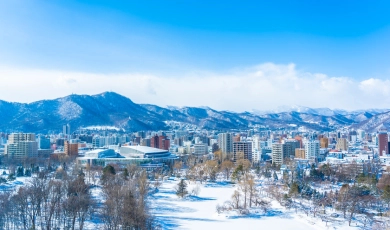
[121,145,168,154]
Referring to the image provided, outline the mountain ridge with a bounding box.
[0,92,387,132]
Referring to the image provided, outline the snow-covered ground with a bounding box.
[0,169,370,229]
[151,179,355,230]
[0,170,32,192]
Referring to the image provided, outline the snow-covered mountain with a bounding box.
[253,105,388,117]
[252,105,344,116]
[0,92,386,132]
[351,111,390,132]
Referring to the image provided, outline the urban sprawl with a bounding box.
[1,124,390,229]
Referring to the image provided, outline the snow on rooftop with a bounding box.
[121,145,168,154]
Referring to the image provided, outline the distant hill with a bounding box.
[0,92,386,133]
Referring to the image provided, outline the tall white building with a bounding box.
[272,143,285,166]
[357,129,365,141]
[218,133,233,155]
[252,149,261,164]
[193,143,208,156]
[305,140,320,160]
[267,139,274,148]
[209,138,218,146]
[63,124,71,136]
[252,136,261,151]
[8,133,35,143]
[6,133,38,160]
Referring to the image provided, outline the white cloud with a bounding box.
[0,63,388,112]
[359,78,390,95]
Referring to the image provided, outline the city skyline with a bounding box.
[0,1,389,111]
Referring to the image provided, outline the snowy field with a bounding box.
[0,170,31,192]
[151,179,355,230]
[0,170,371,230]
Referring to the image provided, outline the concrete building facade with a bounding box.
[233,141,252,162]
[6,133,38,160]
[378,131,389,156]
[218,133,233,156]
[305,140,320,160]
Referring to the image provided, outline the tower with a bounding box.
[378,131,389,156]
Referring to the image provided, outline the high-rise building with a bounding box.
[378,131,389,156]
[8,133,35,143]
[252,150,261,164]
[335,138,348,151]
[141,138,151,147]
[150,134,170,150]
[218,133,233,156]
[92,136,105,148]
[133,137,141,145]
[272,143,285,166]
[283,139,300,157]
[136,131,146,138]
[63,124,71,136]
[64,140,79,156]
[295,148,305,159]
[252,136,261,151]
[357,130,365,141]
[305,140,319,160]
[349,131,357,143]
[233,141,252,162]
[38,135,51,149]
[5,133,38,160]
[193,143,208,156]
[320,137,329,148]
[294,136,303,148]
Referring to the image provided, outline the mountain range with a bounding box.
[0,92,389,133]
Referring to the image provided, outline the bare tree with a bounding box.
[204,160,218,181]
[221,160,234,181]
[173,161,183,177]
[231,190,241,209]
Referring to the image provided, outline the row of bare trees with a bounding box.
[100,165,153,230]
[0,161,156,230]
[0,171,93,230]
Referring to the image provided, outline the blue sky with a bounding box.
[0,1,389,111]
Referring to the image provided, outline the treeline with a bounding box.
[0,171,93,229]
[0,162,156,230]
[100,165,153,229]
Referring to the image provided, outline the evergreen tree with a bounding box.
[24,168,32,177]
[232,164,244,181]
[7,173,15,181]
[176,179,188,198]
[78,168,85,177]
[122,168,129,180]
[103,165,116,175]
[273,171,278,181]
[382,185,390,203]
[102,165,116,183]
[16,167,24,177]
[289,182,300,196]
